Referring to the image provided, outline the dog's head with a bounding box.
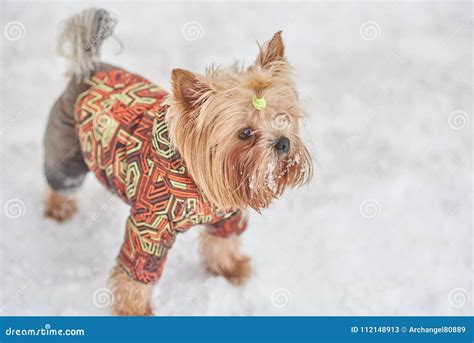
[167,32,313,211]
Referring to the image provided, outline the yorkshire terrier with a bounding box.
[44,8,312,316]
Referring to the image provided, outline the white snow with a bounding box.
[1,2,471,316]
[265,159,277,193]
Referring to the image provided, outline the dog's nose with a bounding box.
[274,136,290,154]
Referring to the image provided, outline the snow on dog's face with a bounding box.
[167,32,313,212]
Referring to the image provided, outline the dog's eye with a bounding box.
[238,128,253,140]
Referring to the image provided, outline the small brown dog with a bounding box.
[44,8,312,315]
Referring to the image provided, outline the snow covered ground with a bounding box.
[1,1,472,316]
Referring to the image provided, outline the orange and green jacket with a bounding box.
[74,69,247,284]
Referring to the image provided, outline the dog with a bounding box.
[43,8,313,316]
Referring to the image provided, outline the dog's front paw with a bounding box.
[220,254,252,285]
[44,190,77,222]
[108,265,153,316]
[200,230,252,285]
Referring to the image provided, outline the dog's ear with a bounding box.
[256,31,286,68]
[172,68,211,112]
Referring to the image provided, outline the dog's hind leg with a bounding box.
[44,8,118,222]
[43,79,90,222]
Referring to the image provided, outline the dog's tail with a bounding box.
[57,8,117,80]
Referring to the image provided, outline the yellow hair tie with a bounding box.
[252,95,266,111]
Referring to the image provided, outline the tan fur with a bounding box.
[44,189,77,222]
[199,230,251,284]
[108,264,153,316]
[166,32,313,212]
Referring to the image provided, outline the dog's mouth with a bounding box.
[244,147,311,211]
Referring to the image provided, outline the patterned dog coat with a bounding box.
[73,68,248,284]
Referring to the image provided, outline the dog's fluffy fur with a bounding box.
[199,230,252,284]
[167,35,312,211]
[44,8,312,316]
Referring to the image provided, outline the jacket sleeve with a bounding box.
[117,212,175,284]
[206,209,248,238]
